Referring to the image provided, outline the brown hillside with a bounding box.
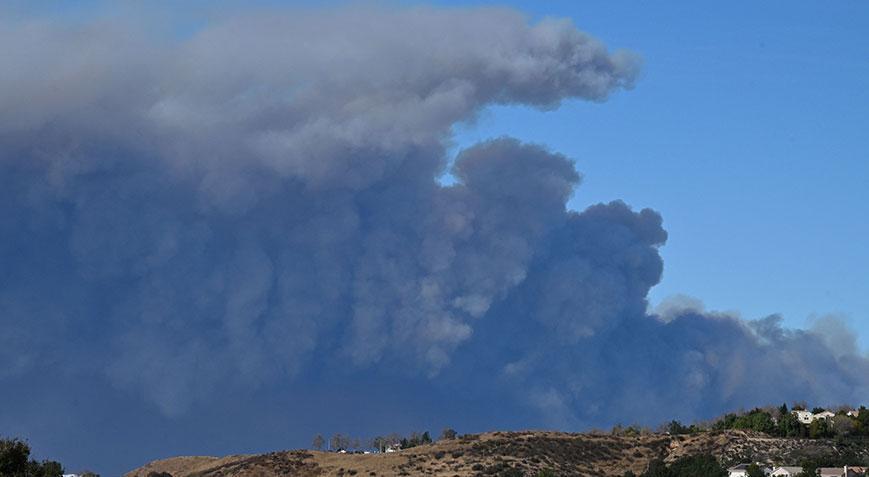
[125,430,869,477]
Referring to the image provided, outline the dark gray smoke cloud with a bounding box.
[0,4,866,474]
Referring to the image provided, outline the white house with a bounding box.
[815,411,836,421]
[791,409,838,424]
[771,467,803,476]
[384,444,401,453]
[847,409,861,418]
[728,463,752,477]
[773,466,864,477]
[793,410,814,424]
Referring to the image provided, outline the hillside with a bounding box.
[125,430,869,477]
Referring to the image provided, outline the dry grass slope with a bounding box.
[125,430,869,477]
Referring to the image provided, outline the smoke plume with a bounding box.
[0,4,866,474]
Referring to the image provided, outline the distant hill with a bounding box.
[125,430,869,477]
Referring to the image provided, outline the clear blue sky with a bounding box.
[439,0,869,344]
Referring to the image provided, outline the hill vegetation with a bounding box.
[126,427,869,477]
[9,402,869,476]
[649,403,869,444]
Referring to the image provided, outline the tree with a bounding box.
[440,428,457,440]
[856,407,869,436]
[714,409,775,434]
[421,431,432,445]
[666,420,688,435]
[312,434,325,451]
[667,454,726,477]
[0,438,31,475]
[808,419,830,439]
[778,403,789,418]
[831,415,855,437]
[797,463,819,477]
[746,463,765,477]
[37,461,63,477]
[330,433,349,451]
[0,438,64,477]
[777,410,802,438]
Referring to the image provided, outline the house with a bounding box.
[771,467,803,476]
[729,463,772,477]
[815,411,836,421]
[847,409,861,418]
[384,444,401,453]
[791,409,838,424]
[818,468,843,477]
[846,466,867,477]
[792,410,815,424]
[728,463,752,477]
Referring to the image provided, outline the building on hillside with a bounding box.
[384,444,401,453]
[791,409,839,424]
[818,468,843,477]
[727,463,751,477]
[847,409,861,418]
[728,463,772,477]
[771,467,803,476]
[846,466,867,477]
[793,410,815,424]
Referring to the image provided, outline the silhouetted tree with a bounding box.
[666,420,688,435]
[0,438,63,477]
[330,433,350,451]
